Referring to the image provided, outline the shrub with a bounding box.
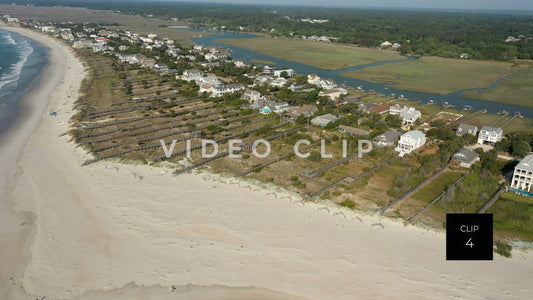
[494,241,512,258]
[340,199,355,208]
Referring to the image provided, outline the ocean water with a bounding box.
[0,29,48,135]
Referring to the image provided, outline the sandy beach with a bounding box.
[1,25,533,300]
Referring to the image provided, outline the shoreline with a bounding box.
[0,23,85,299]
[1,25,533,300]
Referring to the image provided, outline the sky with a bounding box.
[169,0,533,11]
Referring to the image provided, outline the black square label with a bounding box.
[446,213,493,260]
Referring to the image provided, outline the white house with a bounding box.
[477,126,503,145]
[389,104,406,115]
[456,124,478,137]
[311,113,338,127]
[380,41,393,48]
[510,154,533,196]
[241,89,261,103]
[209,84,244,98]
[180,69,203,82]
[318,88,347,101]
[274,69,295,78]
[319,78,337,90]
[399,107,422,127]
[395,130,426,157]
[266,101,291,114]
[270,77,288,88]
[195,76,222,87]
[307,74,321,85]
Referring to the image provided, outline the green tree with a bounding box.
[511,141,532,157]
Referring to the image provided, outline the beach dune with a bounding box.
[0,25,532,300]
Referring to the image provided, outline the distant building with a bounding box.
[311,113,338,127]
[340,94,362,105]
[285,105,318,122]
[368,103,391,115]
[338,125,369,136]
[319,78,337,90]
[358,102,378,113]
[380,41,393,48]
[266,101,291,114]
[395,130,426,157]
[477,126,503,145]
[451,148,480,168]
[241,89,262,103]
[200,84,244,98]
[373,130,402,148]
[456,124,478,137]
[195,75,221,87]
[318,88,346,101]
[307,74,321,85]
[274,69,295,78]
[270,77,288,88]
[180,69,203,82]
[389,104,406,115]
[289,83,305,92]
[510,154,533,196]
[263,65,277,75]
[399,107,422,127]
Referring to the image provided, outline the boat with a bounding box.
[463,105,474,111]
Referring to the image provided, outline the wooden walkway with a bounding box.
[380,166,448,214]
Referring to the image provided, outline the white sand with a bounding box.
[1,25,532,300]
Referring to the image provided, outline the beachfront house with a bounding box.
[373,130,402,148]
[456,123,478,137]
[395,130,426,157]
[285,105,318,122]
[510,154,533,196]
[195,76,222,87]
[180,69,203,82]
[266,101,291,114]
[241,89,262,103]
[451,148,480,168]
[477,126,503,145]
[338,125,369,136]
[311,114,338,127]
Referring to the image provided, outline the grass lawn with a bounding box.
[463,61,533,109]
[411,171,463,204]
[488,192,533,241]
[217,37,404,70]
[249,59,276,65]
[341,56,513,94]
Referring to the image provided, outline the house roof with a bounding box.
[516,154,533,172]
[399,108,421,119]
[453,148,479,163]
[402,130,425,140]
[376,130,402,142]
[480,126,503,134]
[457,123,478,135]
[369,103,391,113]
[312,113,337,122]
[287,105,317,117]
